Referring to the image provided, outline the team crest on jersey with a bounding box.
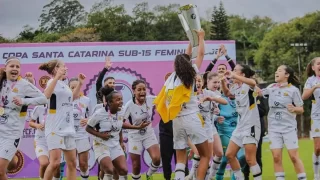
[12,87,18,93]
[283,92,289,96]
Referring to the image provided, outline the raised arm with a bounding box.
[73,74,86,100]
[186,42,192,56]
[44,67,65,99]
[229,71,256,88]
[96,57,112,93]
[194,29,205,70]
[221,78,233,98]
[221,45,236,70]
[20,81,47,106]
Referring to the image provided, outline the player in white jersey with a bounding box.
[302,57,320,179]
[154,29,210,180]
[86,87,149,180]
[0,57,47,180]
[205,72,228,179]
[187,73,227,180]
[39,59,86,180]
[69,77,92,180]
[259,65,306,180]
[221,64,262,180]
[123,79,160,180]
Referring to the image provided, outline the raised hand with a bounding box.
[105,57,112,69]
[78,73,86,84]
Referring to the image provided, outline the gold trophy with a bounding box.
[178,4,202,58]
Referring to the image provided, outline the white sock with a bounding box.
[103,174,113,180]
[174,163,186,180]
[131,174,141,180]
[147,162,159,176]
[275,172,285,180]
[250,164,262,180]
[233,169,244,180]
[81,169,89,180]
[119,175,128,180]
[190,154,200,179]
[39,178,43,180]
[209,156,221,177]
[52,178,60,180]
[297,173,307,180]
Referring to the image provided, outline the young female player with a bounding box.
[221,64,262,180]
[260,65,306,180]
[154,29,209,180]
[69,77,92,180]
[39,59,86,180]
[302,57,320,179]
[124,79,161,180]
[0,57,47,180]
[187,73,227,180]
[86,87,149,180]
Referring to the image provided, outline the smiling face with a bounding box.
[275,65,289,83]
[104,78,115,89]
[196,74,203,90]
[217,64,227,75]
[5,59,21,81]
[312,58,320,76]
[109,92,123,112]
[232,64,244,83]
[133,82,147,103]
[207,76,220,91]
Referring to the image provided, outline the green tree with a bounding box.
[16,25,43,42]
[59,27,99,42]
[87,4,132,41]
[130,2,156,41]
[152,4,186,41]
[229,15,275,65]
[33,33,61,42]
[210,1,229,40]
[255,12,320,81]
[39,0,86,32]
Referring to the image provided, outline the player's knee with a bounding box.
[225,151,235,161]
[50,161,61,170]
[152,156,161,166]
[66,159,77,170]
[272,154,282,164]
[79,160,88,171]
[131,160,141,171]
[39,159,49,168]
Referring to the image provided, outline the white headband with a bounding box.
[5,58,20,65]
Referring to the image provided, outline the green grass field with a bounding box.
[11,139,315,180]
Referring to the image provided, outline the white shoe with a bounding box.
[184,174,193,180]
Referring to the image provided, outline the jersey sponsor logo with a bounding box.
[7,150,24,175]
[0,114,8,124]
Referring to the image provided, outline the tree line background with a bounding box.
[1,0,320,136]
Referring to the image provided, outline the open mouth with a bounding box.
[10,71,18,76]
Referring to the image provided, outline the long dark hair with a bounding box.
[174,54,196,88]
[306,57,320,77]
[238,64,255,78]
[282,65,300,87]
[100,86,117,111]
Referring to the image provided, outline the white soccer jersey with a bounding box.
[87,107,124,147]
[198,89,221,130]
[31,105,47,139]
[73,95,92,140]
[124,96,155,140]
[93,103,104,114]
[305,76,320,120]
[263,83,303,133]
[45,79,75,137]
[176,64,200,116]
[230,83,260,131]
[0,78,47,140]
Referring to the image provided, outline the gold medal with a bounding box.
[0,107,4,116]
